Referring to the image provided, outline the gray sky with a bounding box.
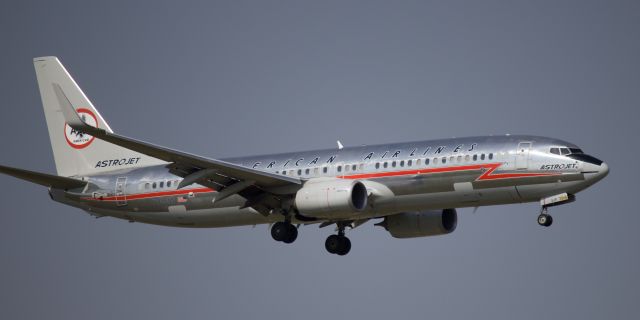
[1,1,638,319]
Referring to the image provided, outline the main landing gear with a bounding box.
[271,221,298,244]
[325,223,351,256]
[537,207,553,227]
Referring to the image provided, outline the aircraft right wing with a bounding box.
[53,83,302,214]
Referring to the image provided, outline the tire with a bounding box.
[336,236,351,256]
[282,224,298,244]
[271,222,287,242]
[538,214,553,227]
[545,215,553,227]
[325,235,341,254]
[537,214,548,226]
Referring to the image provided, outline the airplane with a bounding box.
[0,57,609,255]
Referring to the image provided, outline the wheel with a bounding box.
[271,222,288,242]
[325,235,341,254]
[537,214,552,227]
[336,236,351,256]
[282,224,298,244]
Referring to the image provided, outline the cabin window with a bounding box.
[488,153,493,160]
[465,155,470,162]
[392,161,396,168]
[282,171,287,175]
[433,157,438,165]
[407,159,412,167]
[416,159,421,166]
[375,162,380,169]
[167,181,172,188]
[352,164,357,171]
[152,182,157,189]
[400,160,405,167]
[297,169,302,176]
[323,167,328,173]
[337,166,342,172]
[144,183,150,190]
[441,157,446,164]
[480,154,485,160]
[425,158,430,165]
[473,154,478,161]
[305,168,310,175]
[457,155,462,162]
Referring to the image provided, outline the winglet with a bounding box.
[52,83,87,129]
[52,83,104,137]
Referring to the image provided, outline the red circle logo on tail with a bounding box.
[64,108,98,149]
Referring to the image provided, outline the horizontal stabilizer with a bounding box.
[0,164,87,190]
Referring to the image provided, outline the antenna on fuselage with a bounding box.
[337,140,344,150]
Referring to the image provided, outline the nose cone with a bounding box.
[584,161,609,185]
[598,162,609,179]
[599,162,609,178]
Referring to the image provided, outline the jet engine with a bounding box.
[295,178,368,219]
[378,209,458,238]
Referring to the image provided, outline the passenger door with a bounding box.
[115,177,127,206]
[516,142,531,170]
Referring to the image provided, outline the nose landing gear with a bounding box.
[537,207,553,227]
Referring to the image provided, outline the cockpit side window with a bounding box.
[561,148,571,155]
[550,148,560,155]
[569,148,583,154]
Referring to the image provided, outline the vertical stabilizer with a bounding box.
[34,56,165,177]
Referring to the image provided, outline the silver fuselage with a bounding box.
[52,135,608,227]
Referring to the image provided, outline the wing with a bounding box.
[0,164,87,190]
[53,83,301,214]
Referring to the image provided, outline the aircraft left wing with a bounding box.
[0,164,87,190]
[54,83,301,213]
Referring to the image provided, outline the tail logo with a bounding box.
[64,108,97,149]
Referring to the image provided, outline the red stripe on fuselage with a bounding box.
[85,187,215,201]
[339,162,557,180]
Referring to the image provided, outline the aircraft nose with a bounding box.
[598,161,609,178]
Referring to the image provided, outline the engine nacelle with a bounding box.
[380,209,458,239]
[295,178,368,219]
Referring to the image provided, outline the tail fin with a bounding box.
[34,56,164,177]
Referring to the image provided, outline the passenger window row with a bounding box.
[275,153,496,177]
[142,179,181,190]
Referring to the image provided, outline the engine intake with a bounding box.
[379,209,458,238]
[295,178,368,219]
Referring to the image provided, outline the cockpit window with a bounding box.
[560,148,571,155]
[550,148,560,155]
[569,148,583,154]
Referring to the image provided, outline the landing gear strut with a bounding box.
[537,207,553,227]
[271,221,298,243]
[325,223,351,255]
